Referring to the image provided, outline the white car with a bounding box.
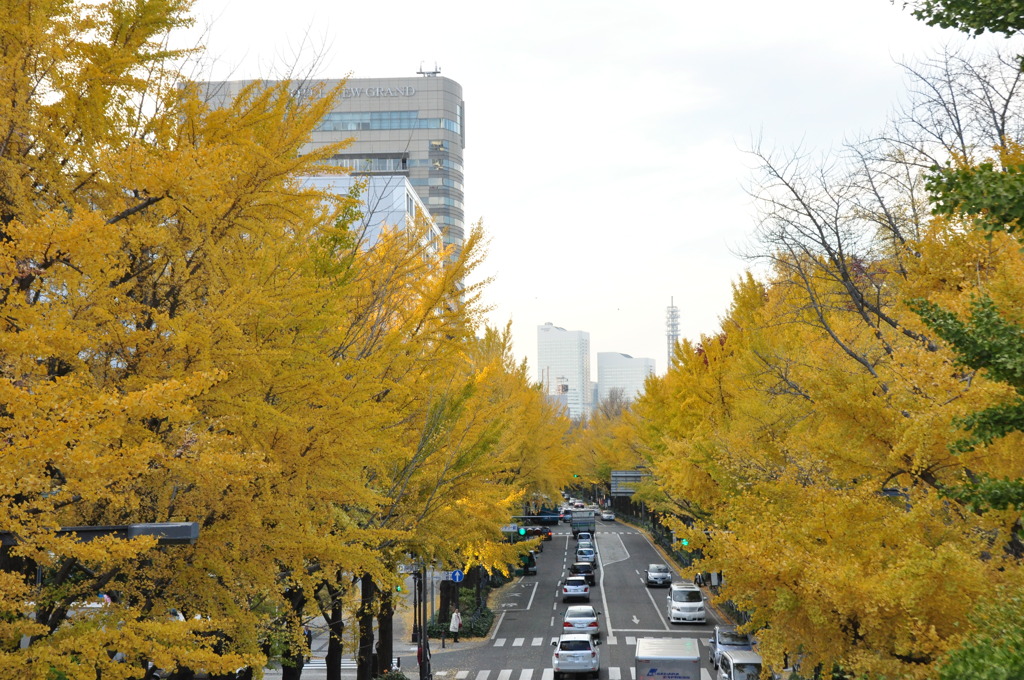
[552,633,600,679]
[562,605,602,638]
[575,532,592,543]
[575,547,596,564]
[717,650,763,680]
[667,582,706,623]
[600,510,615,521]
[561,576,591,602]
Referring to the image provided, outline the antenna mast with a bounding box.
[416,62,441,77]
[666,297,680,369]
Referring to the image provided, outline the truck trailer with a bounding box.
[634,637,701,680]
[570,509,596,537]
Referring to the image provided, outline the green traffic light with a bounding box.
[681,538,689,546]
[573,474,579,478]
[518,527,526,536]
[396,585,403,592]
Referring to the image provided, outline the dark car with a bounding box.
[526,525,553,541]
[569,561,596,586]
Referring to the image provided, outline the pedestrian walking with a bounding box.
[303,626,313,661]
[449,607,463,643]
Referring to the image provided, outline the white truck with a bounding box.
[570,509,596,537]
[635,637,702,680]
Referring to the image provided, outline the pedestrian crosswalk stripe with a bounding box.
[494,635,709,649]
[301,656,400,670]
[411,666,712,680]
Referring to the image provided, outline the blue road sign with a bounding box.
[451,569,465,583]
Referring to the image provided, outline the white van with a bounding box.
[717,650,762,680]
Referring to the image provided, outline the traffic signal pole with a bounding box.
[417,566,431,680]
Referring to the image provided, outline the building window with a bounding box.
[316,111,461,134]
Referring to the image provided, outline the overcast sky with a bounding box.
[182,0,984,379]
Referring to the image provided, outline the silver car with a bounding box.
[707,626,755,669]
[562,605,602,639]
[645,563,672,587]
[575,547,596,564]
[561,576,591,602]
[551,633,601,679]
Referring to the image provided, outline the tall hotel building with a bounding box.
[597,352,655,404]
[200,73,466,252]
[537,322,591,421]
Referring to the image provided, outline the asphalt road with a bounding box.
[267,518,726,680]
[429,519,724,680]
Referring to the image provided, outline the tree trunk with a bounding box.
[281,586,307,680]
[377,589,395,674]
[473,565,485,611]
[323,581,346,680]
[356,574,377,680]
[438,580,455,623]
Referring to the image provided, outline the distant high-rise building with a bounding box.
[597,352,655,404]
[200,72,466,252]
[666,297,680,369]
[537,322,591,420]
